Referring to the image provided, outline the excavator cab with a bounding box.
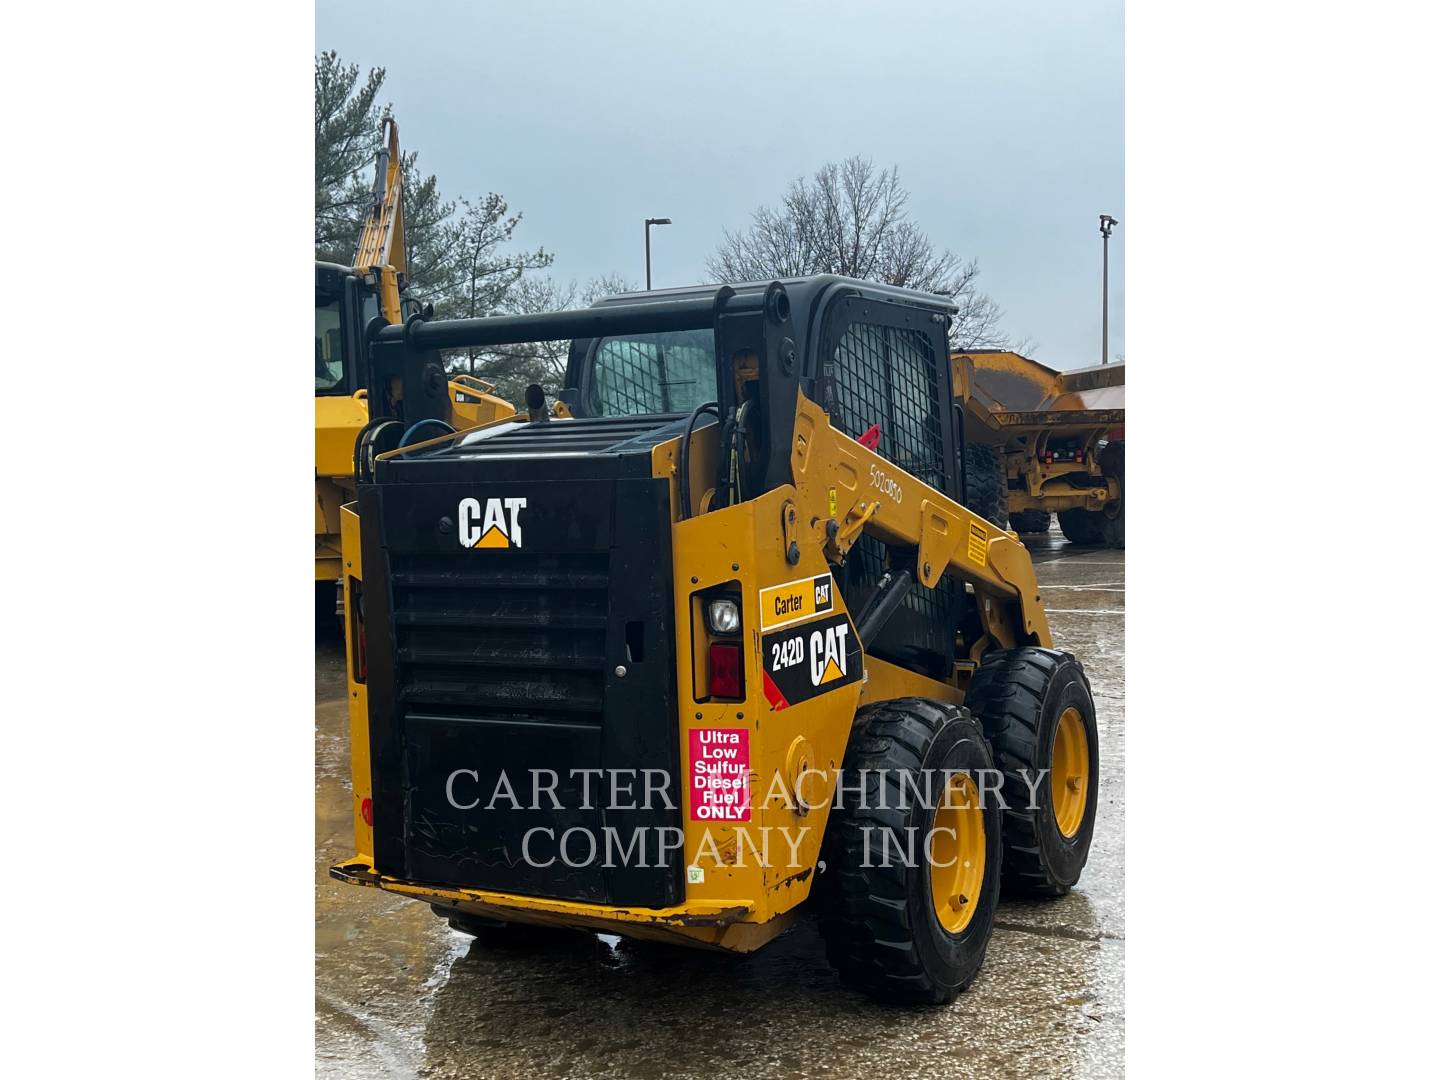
[315,262,378,396]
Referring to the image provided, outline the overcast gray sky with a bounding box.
[318,0,1123,367]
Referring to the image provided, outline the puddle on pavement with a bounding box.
[315,536,1125,1078]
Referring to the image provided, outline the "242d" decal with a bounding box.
[761,611,862,710]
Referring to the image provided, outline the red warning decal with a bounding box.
[688,728,750,821]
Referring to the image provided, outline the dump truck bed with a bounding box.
[953,351,1125,434]
[952,350,1125,529]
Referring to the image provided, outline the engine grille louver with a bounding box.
[391,551,611,728]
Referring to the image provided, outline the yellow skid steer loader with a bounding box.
[331,276,1099,1003]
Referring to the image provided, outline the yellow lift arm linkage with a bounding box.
[788,390,1052,655]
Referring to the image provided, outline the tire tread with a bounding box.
[818,697,993,1004]
[965,648,1096,897]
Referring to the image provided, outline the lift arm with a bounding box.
[787,390,1052,650]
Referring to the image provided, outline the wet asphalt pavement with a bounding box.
[316,524,1124,1078]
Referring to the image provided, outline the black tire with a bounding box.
[1009,508,1052,534]
[1057,507,1102,545]
[434,907,506,937]
[964,649,1099,897]
[817,697,1003,1005]
[315,581,343,640]
[1056,441,1123,548]
[1096,440,1124,549]
[960,442,1009,529]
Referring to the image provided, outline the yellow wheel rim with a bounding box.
[1051,706,1090,838]
[929,773,987,934]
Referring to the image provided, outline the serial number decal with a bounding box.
[761,611,863,711]
[967,521,988,566]
[868,463,903,503]
[759,573,835,631]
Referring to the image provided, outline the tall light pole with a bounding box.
[1099,214,1118,365]
[644,217,671,290]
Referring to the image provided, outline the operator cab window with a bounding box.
[315,296,345,393]
[828,322,947,491]
[589,329,717,415]
[826,314,956,678]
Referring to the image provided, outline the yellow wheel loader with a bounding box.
[330,277,1099,1004]
[952,351,1124,546]
[315,118,513,624]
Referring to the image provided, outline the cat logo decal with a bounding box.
[457,496,527,549]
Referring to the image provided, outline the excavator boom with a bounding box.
[352,117,405,323]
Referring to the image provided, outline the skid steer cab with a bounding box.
[331,275,1100,1004]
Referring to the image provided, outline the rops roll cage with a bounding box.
[361,278,961,514]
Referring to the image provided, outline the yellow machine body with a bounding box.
[332,390,1050,950]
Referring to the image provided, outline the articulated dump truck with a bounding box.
[332,276,1100,1004]
[952,350,1125,547]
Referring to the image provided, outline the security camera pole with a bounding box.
[645,217,672,290]
[1099,214,1118,365]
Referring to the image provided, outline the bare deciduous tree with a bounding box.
[708,156,1009,348]
[450,273,636,406]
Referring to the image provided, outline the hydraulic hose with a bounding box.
[678,401,720,520]
[398,417,456,448]
[352,418,404,485]
[731,399,754,504]
[713,408,737,511]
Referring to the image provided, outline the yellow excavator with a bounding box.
[315,118,514,624]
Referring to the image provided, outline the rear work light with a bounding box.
[707,598,741,634]
[709,641,744,699]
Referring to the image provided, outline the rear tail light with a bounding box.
[360,797,374,827]
[709,642,744,699]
